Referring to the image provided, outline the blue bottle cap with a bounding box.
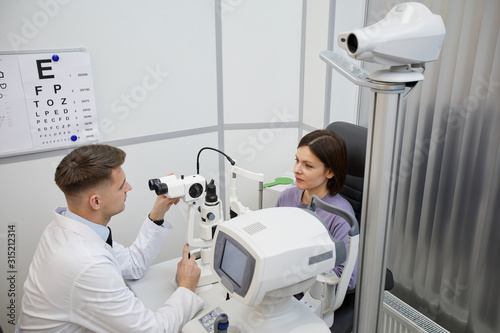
[52,54,60,62]
[71,135,78,141]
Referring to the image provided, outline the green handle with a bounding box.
[263,177,294,188]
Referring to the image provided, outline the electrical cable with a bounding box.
[196,147,236,174]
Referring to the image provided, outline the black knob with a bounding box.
[205,179,218,203]
[189,183,204,199]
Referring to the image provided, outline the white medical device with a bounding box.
[148,148,264,287]
[213,207,346,307]
[337,2,445,82]
[149,174,206,202]
[183,196,359,333]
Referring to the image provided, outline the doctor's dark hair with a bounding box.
[298,129,347,196]
[55,144,126,196]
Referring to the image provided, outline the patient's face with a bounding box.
[293,146,333,194]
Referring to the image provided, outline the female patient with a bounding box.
[276,129,357,290]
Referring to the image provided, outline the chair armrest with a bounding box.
[331,233,359,311]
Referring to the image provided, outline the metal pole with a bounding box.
[353,88,405,332]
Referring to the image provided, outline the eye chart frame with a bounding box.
[0,48,99,158]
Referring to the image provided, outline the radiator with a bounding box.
[382,292,450,333]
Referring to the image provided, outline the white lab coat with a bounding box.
[16,207,204,333]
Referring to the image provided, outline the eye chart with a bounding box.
[0,50,99,156]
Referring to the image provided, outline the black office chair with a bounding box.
[327,121,394,333]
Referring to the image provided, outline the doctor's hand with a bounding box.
[177,244,201,292]
[149,194,180,222]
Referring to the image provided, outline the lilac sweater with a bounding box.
[276,186,357,290]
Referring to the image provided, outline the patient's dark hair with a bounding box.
[55,144,126,196]
[298,130,347,196]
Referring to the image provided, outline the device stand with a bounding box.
[354,86,405,332]
[320,50,418,332]
[196,255,219,286]
[185,202,219,286]
[218,296,330,333]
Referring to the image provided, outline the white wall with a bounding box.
[1,0,219,141]
[302,0,366,129]
[303,0,331,128]
[221,0,302,125]
[328,0,366,124]
[0,1,364,331]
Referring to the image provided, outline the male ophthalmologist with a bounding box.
[16,144,204,332]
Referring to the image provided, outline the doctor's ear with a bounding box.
[89,194,101,210]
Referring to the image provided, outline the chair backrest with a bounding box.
[327,121,395,295]
[326,122,367,333]
[326,121,367,223]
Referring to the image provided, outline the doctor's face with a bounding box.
[100,166,132,218]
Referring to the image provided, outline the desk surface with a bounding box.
[126,258,226,311]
